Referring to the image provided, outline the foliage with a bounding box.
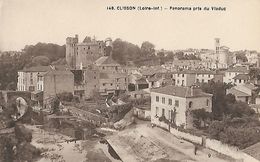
[208,118,260,149]
[51,97,60,114]
[141,41,155,57]
[249,68,260,80]
[57,92,74,102]
[22,43,65,63]
[0,52,30,90]
[236,52,248,62]
[112,38,141,65]
[191,108,211,129]
[31,55,51,66]
[0,43,65,90]
[200,81,234,120]
[175,52,200,60]
[158,115,169,124]
[226,101,255,118]
[108,102,133,122]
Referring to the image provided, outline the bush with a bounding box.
[57,92,73,102]
[208,117,260,149]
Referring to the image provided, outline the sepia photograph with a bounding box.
[0,0,260,161]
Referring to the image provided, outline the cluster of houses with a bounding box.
[15,35,260,129]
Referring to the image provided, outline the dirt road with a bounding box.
[108,122,233,162]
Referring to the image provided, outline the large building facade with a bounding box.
[151,86,212,129]
[17,66,52,92]
[199,38,236,69]
[66,35,109,69]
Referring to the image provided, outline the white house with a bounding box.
[151,85,212,129]
[223,66,249,84]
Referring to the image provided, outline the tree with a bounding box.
[249,68,260,80]
[57,92,73,102]
[236,52,248,62]
[112,38,141,65]
[31,55,50,66]
[191,108,211,129]
[226,101,255,118]
[141,41,155,57]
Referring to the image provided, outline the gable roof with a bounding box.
[20,66,51,72]
[136,77,148,84]
[44,70,73,76]
[226,66,249,73]
[227,88,250,97]
[151,85,212,98]
[175,70,216,75]
[233,74,250,80]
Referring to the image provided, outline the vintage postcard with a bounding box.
[0,0,260,161]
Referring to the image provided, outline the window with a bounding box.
[102,67,105,70]
[206,99,209,106]
[208,74,211,78]
[162,97,165,104]
[156,96,159,102]
[202,79,204,83]
[156,107,159,115]
[103,83,105,86]
[182,74,184,77]
[175,100,179,107]
[181,80,184,86]
[162,108,165,116]
[177,79,180,84]
[88,46,90,50]
[110,83,113,86]
[168,99,172,105]
[202,74,204,77]
[94,76,96,79]
[189,101,193,108]
[239,79,241,83]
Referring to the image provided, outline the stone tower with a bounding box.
[215,38,228,68]
[66,35,78,68]
[104,38,113,56]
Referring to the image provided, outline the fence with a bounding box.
[205,138,259,162]
[153,120,260,162]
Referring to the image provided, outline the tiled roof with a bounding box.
[227,88,250,97]
[20,66,51,72]
[140,66,169,76]
[243,83,257,90]
[226,66,249,73]
[136,77,148,84]
[147,76,160,82]
[233,74,250,80]
[175,70,216,74]
[95,56,120,66]
[151,85,212,98]
[44,70,73,76]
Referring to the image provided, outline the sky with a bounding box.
[0,0,260,52]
